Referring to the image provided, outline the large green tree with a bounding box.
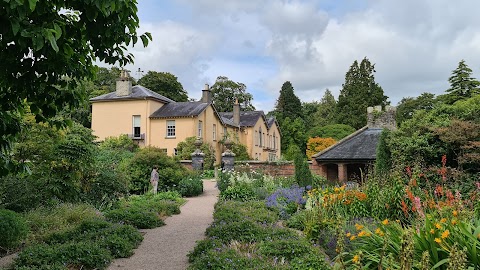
[0,1,151,175]
[441,60,480,104]
[336,58,389,129]
[137,71,188,102]
[274,81,303,122]
[311,89,337,127]
[396,92,437,126]
[210,76,255,112]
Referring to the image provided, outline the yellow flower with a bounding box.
[355,223,364,231]
[453,210,458,217]
[375,228,382,234]
[430,229,435,234]
[382,219,389,225]
[352,255,360,264]
[477,233,480,239]
[365,232,371,237]
[441,230,450,239]
[435,223,441,229]
[358,231,366,237]
[440,218,447,223]
[346,232,351,237]
[350,235,356,241]
[451,219,457,225]
[434,238,441,243]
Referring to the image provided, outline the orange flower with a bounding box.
[434,238,441,243]
[382,219,389,225]
[453,210,458,217]
[430,229,435,234]
[358,231,367,237]
[435,223,441,229]
[355,224,364,231]
[441,230,450,239]
[451,219,457,225]
[440,218,447,223]
[350,235,356,241]
[352,255,360,263]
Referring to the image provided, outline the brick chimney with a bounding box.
[366,105,396,130]
[233,98,240,126]
[116,70,132,96]
[201,83,212,103]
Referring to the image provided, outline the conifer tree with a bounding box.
[444,60,480,104]
[336,58,389,129]
[274,81,303,122]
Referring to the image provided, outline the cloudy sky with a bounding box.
[120,0,480,112]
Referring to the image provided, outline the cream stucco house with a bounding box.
[90,71,281,164]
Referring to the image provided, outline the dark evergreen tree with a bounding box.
[336,58,389,129]
[443,60,480,104]
[210,76,255,112]
[274,81,303,122]
[294,150,312,188]
[312,89,337,127]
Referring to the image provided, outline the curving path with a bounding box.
[108,179,219,270]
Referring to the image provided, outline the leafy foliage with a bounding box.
[176,175,204,197]
[375,129,392,176]
[396,92,438,126]
[280,117,307,155]
[137,71,188,101]
[442,60,480,104]
[210,76,255,112]
[100,134,139,152]
[306,137,336,159]
[294,152,313,187]
[307,89,337,128]
[308,124,356,141]
[0,209,28,251]
[0,0,151,175]
[176,137,216,169]
[336,58,389,129]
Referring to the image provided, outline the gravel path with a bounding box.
[108,179,219,270]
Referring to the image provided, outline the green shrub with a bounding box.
[257,239,313,261]
[202,169,215,178]
[285,210,308,231]
[290,250,330,270]
[0,209,28,250]
[213,201,278,225]
[177,176,203,197]
[176,137,216,169]
[104,207,164,229]
[188,248,280,270]
[221,184,256,201]
[206,219,266,243]
[294,152,312,187]
[24,203,102,244]
[14,241,112,270]
[187,238,223,263]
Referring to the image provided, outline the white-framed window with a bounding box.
[132,115,141,138]
[213,124,217,140]
[166,120,175,137]
[198,120,203,138]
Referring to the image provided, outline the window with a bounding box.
[174,148,178,156]
[213,124,217,140]
[132,115,141,138]
[259,127,262,147]
[166,120,175,137]
[198,120,203,138]
[223,127,227,139]
[254,131,258,146]
[273,132,276,150]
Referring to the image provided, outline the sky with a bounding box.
[118,0,480,112]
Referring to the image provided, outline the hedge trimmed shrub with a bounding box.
[177,176,203,197]
[0,208,28,250]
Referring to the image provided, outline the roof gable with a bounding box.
[219,111,270,128]
[90,85,174,103]
[314,127,383,161]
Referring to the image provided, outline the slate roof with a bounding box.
[266,117,275,128]
[150,102,209,118]
[90,85,174,103]
[313,127,383,161]
[219,111,267,127]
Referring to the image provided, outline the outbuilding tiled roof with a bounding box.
[90,85,174,103]
[219,111,266,127]
[314,127,383,161]
[150,102,209,118]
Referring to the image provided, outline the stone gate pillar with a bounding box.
[221,138,235,171]
[191,137,205,171]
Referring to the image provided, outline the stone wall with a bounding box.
[235,161,295,177]
[179,160,193,170]
[366,105,396,130]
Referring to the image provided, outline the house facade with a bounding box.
[90,71,281,164]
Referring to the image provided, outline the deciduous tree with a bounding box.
[0,1,151,175]
[308,124,355,141]
[137,71,188,102]
[210,76,255,112]
[306,137,336,159]
[396,92,437,126]
[336,58,389,129]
